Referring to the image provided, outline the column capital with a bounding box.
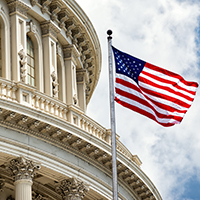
[76,69,89,85]
[40,20,61,41]
[63,45,80,61]
[6,156,41,181]
[56,177,89,200]
[6,0,31,17]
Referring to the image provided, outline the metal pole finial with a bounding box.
[107,29,113,36]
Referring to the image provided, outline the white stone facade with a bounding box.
[0,0,162,199]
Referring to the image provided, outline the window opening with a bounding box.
[27,35,35,86]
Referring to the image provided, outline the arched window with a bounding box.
[27,35,35,86]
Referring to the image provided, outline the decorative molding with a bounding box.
[0,4,5,13]
[76,69,89,85]
[6,156,41,181]
[50,2,61,21]
[40,21,60,40]
[72,29,82,48]
[30,0,37,7]
[6,0,31,17]
[56,178,89,200]
[41,0,51,14]
[65,20,76,39]
[63,45,80,62]
[58,10,69,29]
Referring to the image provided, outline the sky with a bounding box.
[75,0,200,200]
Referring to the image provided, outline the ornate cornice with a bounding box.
[50,1,61,22]
[6,156,41,181]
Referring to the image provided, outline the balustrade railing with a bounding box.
[0,78,140,166]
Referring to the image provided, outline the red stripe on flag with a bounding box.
[139,75,194,102]
[145,62,199,88]
[139,84,191,109]
[141,70,197,96]
[116,77,191,110]
[115,97,179,127]
[115,84,183,122]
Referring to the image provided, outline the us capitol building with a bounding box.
[0,0,162,199]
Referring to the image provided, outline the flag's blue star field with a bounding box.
[112,46,146,84]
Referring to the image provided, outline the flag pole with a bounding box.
[107,29,118,200]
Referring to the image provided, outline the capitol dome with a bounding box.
[0,0,162,199]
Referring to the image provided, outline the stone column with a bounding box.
[7,0,30,83]
[57,43,66,102]
[40,21,60,97]
[6,156,40,200]
[76,69,88,112]
[63,45,80,106]
[56,177,89,200]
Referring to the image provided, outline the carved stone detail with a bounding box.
[30,0,37,7]
[65,20,76,39]
[72,29,82,48]
[32,191,48,200]
[6,0,30,16]
[18,49,27,82]
[27,20,38,34]
[58,10,69,29]
[41,0,51,14]
[56,43,63,63]
[0,178,5,192]
[6,156,41,181]
[56,178,89,200]
[0,4,5,13]
[76,69,89,85]
[6,195,15,200]
[40,21,60,40]
[62,45,79,61]
[51,71,58,97]
[73,94,78,105]
[50,2,61,21]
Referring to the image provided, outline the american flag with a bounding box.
[112,46,199,127]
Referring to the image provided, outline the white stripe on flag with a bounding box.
[143,67,197,92]
[116,73,188,112]
[115,93,181,124]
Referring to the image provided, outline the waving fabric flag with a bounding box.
[112,46,198,127]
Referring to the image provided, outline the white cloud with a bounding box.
[76,0,200,199]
